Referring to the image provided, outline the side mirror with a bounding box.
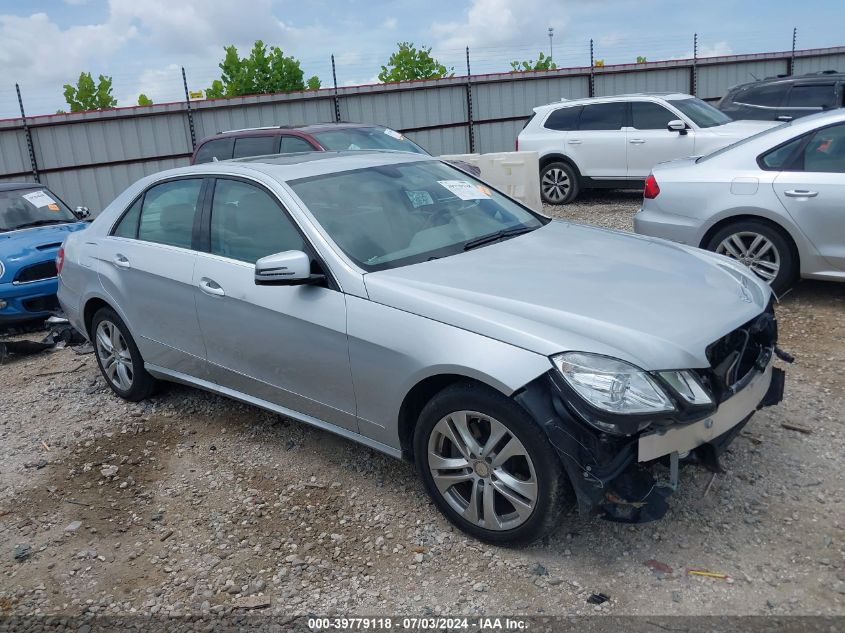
[255,250,321,286]
[667,120,688,135]
[74,206,91,220]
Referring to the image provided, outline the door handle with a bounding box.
[567,139,582,145]
[112,254,131,269]
[784,189,818,198]
[629,139,646,144]
[199,277,225,297]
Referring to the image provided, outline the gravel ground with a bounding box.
[1,192,843,618]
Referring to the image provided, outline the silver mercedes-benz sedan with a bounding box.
[635,109,845,295]
[58,151,786,545]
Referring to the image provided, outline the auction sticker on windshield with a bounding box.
[437,180,490,200]
[22,190,57,207]
[383,128,404,140]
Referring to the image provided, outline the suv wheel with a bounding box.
[705,220,797,295]
[91,307,159,401]
[413,383,569,545]
[540,162,579,205]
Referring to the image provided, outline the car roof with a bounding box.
[730,71,845,90]
[533,92,693,111]
[161,150,435,183]
[203,121,381,139]
[0,182,44,192]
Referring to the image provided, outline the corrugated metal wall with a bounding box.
[1,46,842,213]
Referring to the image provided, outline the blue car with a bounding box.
[0,182,89,325]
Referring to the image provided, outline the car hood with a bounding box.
[0,222,88,263]
[363,221,770,370]
[708,119,780,137]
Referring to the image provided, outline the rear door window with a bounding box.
[738,83,786,107]
[631,102,676,130]
[232,135,279,159]
[137,179,203,249]
[801,123,845,173]
[786,84,836,108]
[280,136,316,153]
[194,138,234,164]
[577,103,626,130]
[543,106,582,131]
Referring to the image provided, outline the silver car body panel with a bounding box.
[635,109,845,281]
[58,151,774,459]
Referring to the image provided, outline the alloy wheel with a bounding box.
[95,320,134,391]
[716,231,781,284]
[427,411,537,531]
[541,168,570,203]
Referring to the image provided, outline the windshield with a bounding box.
[0,187,76,232]
[312,127,429,154]
[668,97,733,128]
[289,160,547,271]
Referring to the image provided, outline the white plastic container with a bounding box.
[439,151,542,212]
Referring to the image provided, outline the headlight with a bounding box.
[658,370,712,406]
[0,259,4,280]
[552,352,674,415]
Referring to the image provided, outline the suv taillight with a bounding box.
[644,174,660,199]
[56,247,65,275]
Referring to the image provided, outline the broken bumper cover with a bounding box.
[515,352,785,525]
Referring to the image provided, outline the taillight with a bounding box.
[56,247,65,275]
[644,174,660,199]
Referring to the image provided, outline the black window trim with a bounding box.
[197,174,339,291]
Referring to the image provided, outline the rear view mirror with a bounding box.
[255,250,320,286]
[667,120,687,134]
[74,206,91,220]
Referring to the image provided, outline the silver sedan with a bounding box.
[58,151,784,544]
[634,109,845,294]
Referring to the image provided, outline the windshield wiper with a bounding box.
[463,226,536,251]
[13,219,73,230]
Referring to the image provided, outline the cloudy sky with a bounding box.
[0,0,842,118]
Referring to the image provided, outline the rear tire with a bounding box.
[91,307,158,401]
[705,220,798,295]
[540,161,579,205]
[413,382,569,546]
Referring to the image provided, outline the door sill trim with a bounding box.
[145,363,403,459]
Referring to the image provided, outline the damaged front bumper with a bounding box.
[515,313,786,524]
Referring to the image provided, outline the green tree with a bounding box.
[205,40,319,98]
[306,75,321,90]
[137,93,153,106]
[510,51,556,72]
[62,72,117,112]
[636,55,647,63]
[378,42,453,82]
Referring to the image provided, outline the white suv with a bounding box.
[517,93,778,204]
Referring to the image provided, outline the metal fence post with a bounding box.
[331,54,341,123]
[788,27,797,75]
[181,67,197,150]
[691,33,698,97]
[589,39,595,98]
[465,46,476,153]
[15,83,40,183]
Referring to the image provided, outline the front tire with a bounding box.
[91,307,158,401]
[413,383,569,546]
[705,220,797,295]
[540,161,579,205]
